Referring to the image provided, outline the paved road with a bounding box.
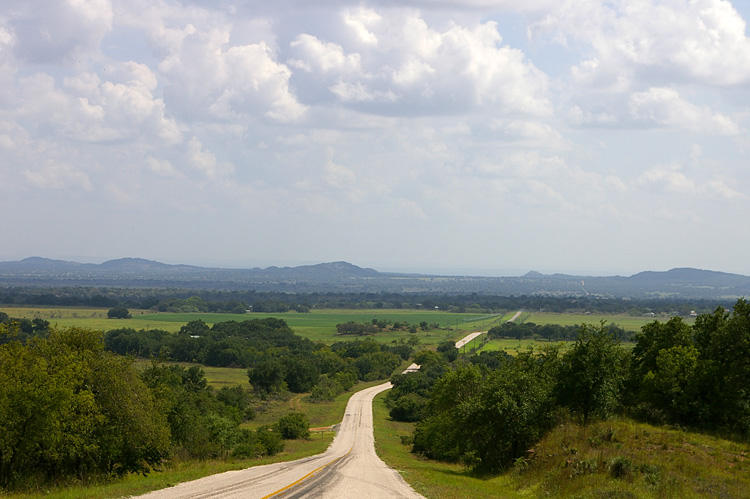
[137,327,511,498]
[139,382,423,499]
[454,310,522,350]
[455,331,484,349]
[507,310,523,323]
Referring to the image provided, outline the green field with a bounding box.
[0,307,510,346]
[521,311,693,331]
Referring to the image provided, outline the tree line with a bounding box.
[0,317,409,490]
[488,321,633,342]
[0,286,730,315]
[387,299,750,474]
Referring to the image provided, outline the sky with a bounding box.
[1,0,750,277]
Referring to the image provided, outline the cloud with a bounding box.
[638,163,696,194]
[287,10,551,116]
[534,0,750,88]
[4,0,113,63]
[187,136,234,179]
[146,156,182,178]
[629,87,740,135]
[24,161,94,191]
[289,34,362,73]
[149,10,306,124]
[13,63,181,144]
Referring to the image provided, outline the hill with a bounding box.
[0,257,749,299]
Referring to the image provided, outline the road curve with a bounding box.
[138,382,423,499]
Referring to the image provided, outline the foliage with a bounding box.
[107,306,132,319]
[0,326,170,488]
[276,412,311,440]
[555,322,627,425]
[629,298,750,435]
[0,315,50,344]
[489,321,632,342]
[412,348,559,473]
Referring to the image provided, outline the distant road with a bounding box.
[454,310,522,350]
[455,331,484,349]
[507,310,523,323]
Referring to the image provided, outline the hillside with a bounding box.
[1,257,749,299]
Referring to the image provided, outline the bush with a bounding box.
[609,456,635,479]
[277,412,310,440]
[107,306,131,319]
[256,426,285,455]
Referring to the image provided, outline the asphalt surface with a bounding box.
[137,326,516,498]
[138,382,424,499]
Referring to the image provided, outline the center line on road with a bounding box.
[259,446,353,499]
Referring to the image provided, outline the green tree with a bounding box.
[0,326,169,487]
[413,354,557,473]
[555,322,626,425]
[248,359,286,393]
[276,412,310,440]
[107,306,131,319]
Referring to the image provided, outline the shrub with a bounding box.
[277,412,310,440]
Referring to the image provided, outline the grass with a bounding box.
[372,393,750,498]
[132,358,249,390]
[0,307,503,346]
[522,311,693,332]
[372,392,523,498]
[516,418,749,498]
[4,435,334,499]
[3,365,385,499]
[477,338,574,354]
[245,378,388,431]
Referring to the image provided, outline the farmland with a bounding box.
[0,306,513,346]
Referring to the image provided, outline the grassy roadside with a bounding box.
[372,392,750,498]
[372,392,522,498]
[3,375,387,499]
[3,435,334,499]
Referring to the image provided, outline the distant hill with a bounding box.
[0,257,748,299]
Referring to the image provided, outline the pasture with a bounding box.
[0,306,512,346]
[520,311,692,331]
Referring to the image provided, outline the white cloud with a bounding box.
[288,11,551,116]
[289,35,362,74]
[149,10,306,123]
[323,160,357,190]
[535,0,750,88]
[342,7,381,46]
[629,87,740,135]
[24,161,94,191]
[4,0,113,63]
[187,136,234,179]
[638,163,696,194]
[706,178,745,199]
[146,156,182,178]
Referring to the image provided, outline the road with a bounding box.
[138,325,521,498]
[139,382,424,499]
[454,310,523,350]
[507,310,523,323]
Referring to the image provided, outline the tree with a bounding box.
[248,359,286,393]
[555,322,626,425]
[107,307,131,319]
[0,326,169,487]
[413,354,557,473]
[276,412,310,440]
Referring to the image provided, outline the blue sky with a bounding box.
[1,0,749,276]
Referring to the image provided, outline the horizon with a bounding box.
[3,254,747,279]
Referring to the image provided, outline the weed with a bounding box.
[608,456,634,479]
